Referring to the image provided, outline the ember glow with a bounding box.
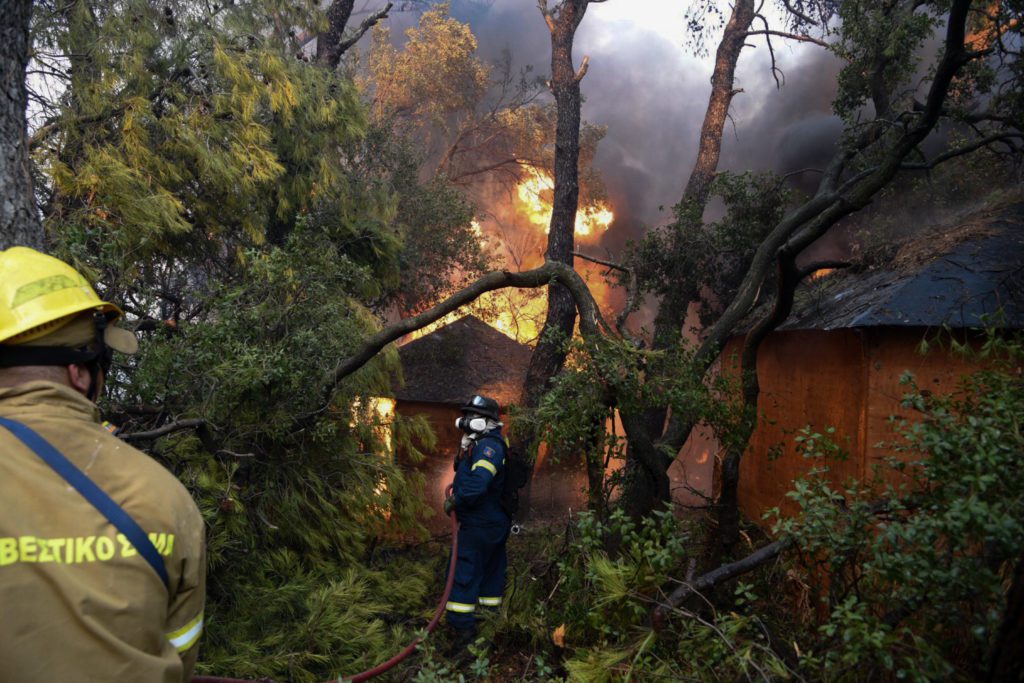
[810,268,835,280]
[517,167,614,237]
[365,397,396,453]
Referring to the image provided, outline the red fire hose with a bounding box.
[193,491,459,683]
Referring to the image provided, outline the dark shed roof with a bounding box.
[783,202,1024,331]
[394,315,533,407]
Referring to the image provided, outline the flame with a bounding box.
[403,165,618,348]
[810,268,834,281]
[517,167,614,237]
[402,287,546,347]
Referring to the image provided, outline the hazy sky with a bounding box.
[374,0,844,252]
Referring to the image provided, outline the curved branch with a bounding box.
[900,132,1024,170]
[754,15,783,88]
[323,261,610,398]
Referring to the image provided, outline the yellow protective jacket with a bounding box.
[0,381,206,682]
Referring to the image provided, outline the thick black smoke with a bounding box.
[380,1,849,264]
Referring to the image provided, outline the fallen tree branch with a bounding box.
[122,418,206,442]
[652,537,795,627]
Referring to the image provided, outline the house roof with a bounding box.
[394,315,533,408]
[782,201,1024,331]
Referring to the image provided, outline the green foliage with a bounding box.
[99,217,442,678]
[773,332,1024,680]
[521,510,795,682]
[533,335,744,510]
[830,1,940,120]
[622,171,791,332]
[30,1,489,678]
[348,122,488,313]
[34,0,368,260]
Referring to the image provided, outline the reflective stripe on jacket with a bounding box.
[451,430,510,527]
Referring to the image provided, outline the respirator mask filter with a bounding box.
[456,415,489,434]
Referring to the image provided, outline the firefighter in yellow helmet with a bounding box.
[0,247,206,682]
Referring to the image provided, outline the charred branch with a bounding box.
[571,250,629,273]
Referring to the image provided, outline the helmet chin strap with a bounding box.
[85,313,109,403]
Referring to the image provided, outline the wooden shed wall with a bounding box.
[735,327,986,521]
[860,328,981,472]
[736,330,868,519]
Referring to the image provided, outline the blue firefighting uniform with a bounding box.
[445,429,511,632]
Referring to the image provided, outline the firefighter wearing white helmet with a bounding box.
[0,247,206,682]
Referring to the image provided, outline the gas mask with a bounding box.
[455,414,488,434]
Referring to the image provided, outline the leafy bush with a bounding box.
[774,331,1024,681]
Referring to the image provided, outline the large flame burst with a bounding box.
[404,171,615,347]
[517,167,614,237]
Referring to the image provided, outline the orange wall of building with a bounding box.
[737,330,868,519]
[861,328,982,477]
[736,327,987,522]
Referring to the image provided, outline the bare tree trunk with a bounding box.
[523,0,591,410]
[619,0,756,518]
[1,0,43,250]
[515,1,596,514]
[987,556,1024,682]
[315,0,392,70]
[316,0,356,66]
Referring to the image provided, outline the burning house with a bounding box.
[725,200,1024,520]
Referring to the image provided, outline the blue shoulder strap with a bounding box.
[0,416,170,590]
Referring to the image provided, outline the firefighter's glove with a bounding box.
[443,496,456,516]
